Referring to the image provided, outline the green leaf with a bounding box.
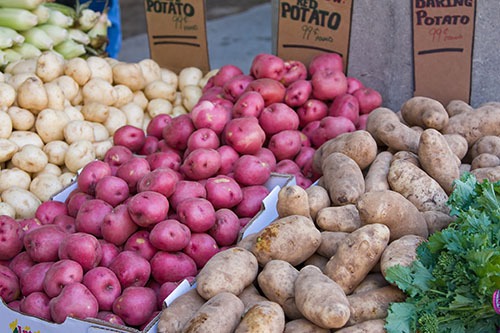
[385,302,416,333]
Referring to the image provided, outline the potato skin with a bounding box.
[470,135,500,159]
[251,215,321,266]
[321,152,365,206]
[446,99,473,117]
[471,153,500,170]
[400,96,449,130]
[295,265,350,329]
[157,289,206,333]
[444,134,468,160]
[303,253,329,272]
[182,292,244,333]
[423,210,455,235]
[257,259,302,320]
[387,158,449,213]
[364,151,393,193]
[346,285,406,326]
[306,185,331,221]
[324,224,390,295]
[471,165,500,183]
[234,300,285,333]
[316,231,349,258]
[380,234,426,279]
[284,319,330,333]
[196,247,258,300]
[316,205,360,232]
[418,128,460,194]
[351,272,389,295]
[238,284,269,314]
[356,190,429,241]
[277,185,311,218]
[333,319,386,333]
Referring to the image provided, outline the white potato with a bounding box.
[64,57,91,86]
[0,168,31,193]
[147,98,173,118]
[7,106,35,131]
[7,72,37,90]
[104,106,127,135]
[160,68,178,88]
[6,58,36,75]
[144,80,177,101]
[138,58,162,84]
[43,140,69,166]
[1,186,41,219]
[0,82,16,110]
[0,139,18,163]
[63,120,95,144]
[64,140,95,173]
[173,91,182,106]
[11,144,48,173]
[36,51,65,82]
[91,122,110,142]
[80,102,109,123]
[59,172,76,187]
[87,56,113,83]
[171,105,188,117]
[199,69,218,88]
[44,81,65,110]
[112,62,146,91]
[0,111,13,138]
[0,202,16,218]
[32,163,62,178]
[112,84,134,108]
[54,75,80,101]
[30,173,64,201]
[178,67,203,90]
[93,139,113,160]
[132,90,149,110]
[35,108,70,143]
[16,76,49,114]
[9,131,44,149]
[181,85,202,111]
[121,102,144,128]
[82,78,117,106]
[70,88,83,105]
[64,105,84,121]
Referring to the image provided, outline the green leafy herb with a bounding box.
[385,173,500,333]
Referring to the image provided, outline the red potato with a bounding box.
[103,145,134,169]
[138,136,160,156]
[209,208,240,246]
[299,131,311,147]
[329,93,360,125]
[49,282,99,324]
[223,116,266,155]
[0,215,26,260]
[275,159,301,175]
[18,218,42,241]
[255,147,277,172]
[212,64,244,87]
[232,91,265,118]
[311,69,348,101]
[216,145,240,175]
[251,53,285,81]
[162,114,195,151]
[19,291,51,321]
[295,172,313,189]
[66,191,94,218]
[239,217,252,228]
[168,180,207,210]
[53,215,76,234]
[101,204,139,246]
[268,130,303,161]
[187,128,220,152]
[310,116,356,148]
[97,311,125,326]
[180,148,222,181]
[43,259,84,297]
[294,146,317,179]
[296,99,328,128]
[245,78,286,106]
[115,157,151,192]
[0,265,20,303]
[284,79,312,107]
[281,59,308,86]
[20,262,53,296]
[75,199,113,238]
[113,286,157,326]
[234,185,269,218]
[200,86,224,101]
[183,233,219,268]
[259,102,300,136]
[353,87,383,114]
[308,52,344,75]
[24,225,65,262]
[146,151,182,171]
[127,191,169,228]
[9,251,34,277]
[113,125,146,153]
[137,167,179,198]
[108,250,151,288]
[77,160,112,196]
[177,197,216,233]
[157,281,179,309]
[149,219,191,252]
[301,120,321,143]
[346,76,365,94]
[83,266,122,311]
[190,100,231,135]
[146,114,172,139]
[98,240,121,267]
[7,300,20,311]
[357,114,369,130]
[58,232,103,272]
[150,251,197,284]
[124,230,157,261]
[204,95,233,112]
[35,201,68,225]
[95,175,130,207]
[233,154,271,186]
[223,74,254,102]
[205,175,243,209]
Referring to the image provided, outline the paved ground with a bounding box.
[119,2,273,74]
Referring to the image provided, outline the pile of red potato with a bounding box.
[0,52,383,329]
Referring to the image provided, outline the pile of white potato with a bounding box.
[0,50,215,219]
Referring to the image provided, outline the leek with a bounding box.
[77,9,99,32]
[38,24,68,45]
[68,28,90,45]
[12,42,42,59]
[0,0,44,11]
[0,27,24,47]
[21,27,54,50]
[54,39,85,59]
[31,4,50,24]
[47,8,73,28]
[87,9,109,50]
[0,8,38,31]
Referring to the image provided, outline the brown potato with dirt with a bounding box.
[284,319,330,333]
[446,99,473,117]
[351,272,389,295]
[422,210,455,235]
[295,265,350,329]
[471,165,500,183]
[237,233,258,251]
[251,215,321,266]
[471,153,500,170]
[356,190,429,241]
[316,231,349,258]
[334,319,387,333]
[387,158,449,213]
[196,247,258,300]
[364,151,393,192]
[306,185,331,220]
[315,205,361,232]
[324,224,390,295]
[303,253,329,272]
[321,152,365,206]
[277,185,311,218]
[157,289,206,333]
[237,284,269,314]
[257,259,302,320]
[444,133,469,160]
[400,96,449,130]
[470,135,500,159]
[380,234,426,279]
[234,300,285,333]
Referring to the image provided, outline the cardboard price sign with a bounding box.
[272,0,354,71]
[144,0,210,73]
[412,0,476,105]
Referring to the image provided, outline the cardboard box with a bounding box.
[0,173,294,333]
